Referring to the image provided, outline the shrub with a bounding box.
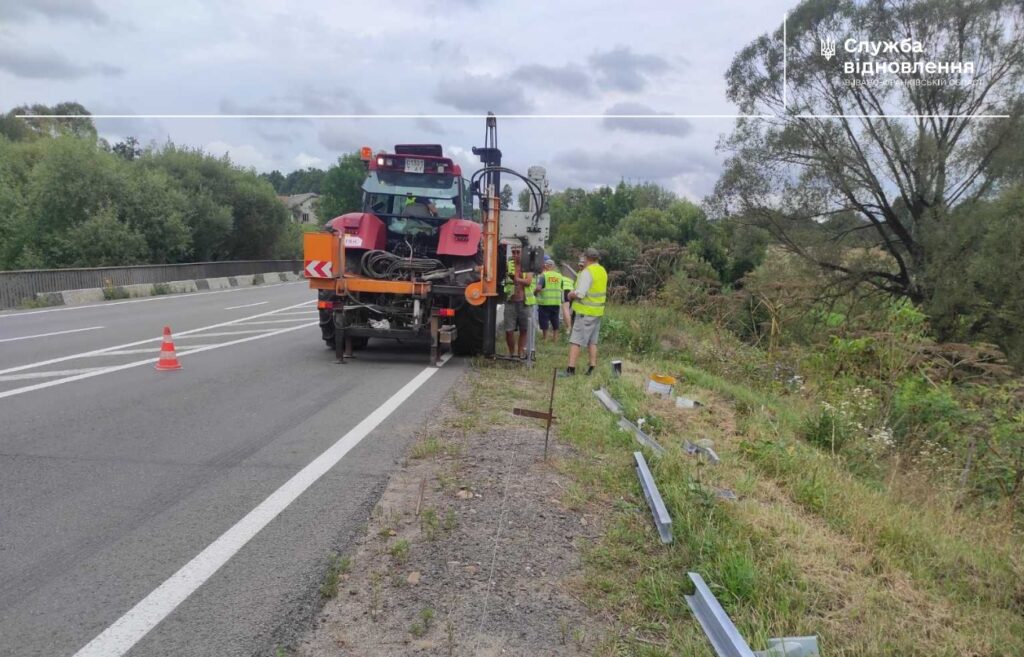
[890,377,964,451]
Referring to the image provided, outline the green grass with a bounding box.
[411,436,462,460]
[455,308,1024,657]
[151,282,172,295]
[388,539,410,563]
[318,552,351,599]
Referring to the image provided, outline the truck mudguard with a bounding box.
[326,212,387,251]
[437,218,481,257]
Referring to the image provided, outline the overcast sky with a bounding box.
[0,0,794,200]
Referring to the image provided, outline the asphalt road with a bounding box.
[0,282,465,656]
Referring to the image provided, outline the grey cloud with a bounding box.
[415,117,446,135]
[219,90,373,117]
[0,0,108,24]
[510,64,593,98]
[317,125,364,152]
[587,46,670,92]
[603,102,692,138]
[0,46,122,79]
[553,148,716,185]
[434,74,533,114]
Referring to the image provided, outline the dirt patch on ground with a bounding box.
[296,383,602,657]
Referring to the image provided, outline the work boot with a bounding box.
[557,366,576,378]
[585,365,595,376]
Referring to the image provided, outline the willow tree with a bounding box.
[711,0,1024,302]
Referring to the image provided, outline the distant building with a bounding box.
[278,193,320,224]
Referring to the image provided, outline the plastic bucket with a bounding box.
[646,373,676,397]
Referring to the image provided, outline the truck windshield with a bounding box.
[362,170,462,218]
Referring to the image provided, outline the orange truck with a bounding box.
[303,115,546,364]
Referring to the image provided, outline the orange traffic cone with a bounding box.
[155,325,182,370]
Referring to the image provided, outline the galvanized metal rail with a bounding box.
[685,572,820,657]
[633,451,672,543]
[0,260,301,309]
[685,572,758,657]
[619,417,665,456]
[593,387,623,414]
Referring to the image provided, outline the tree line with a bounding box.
[549,0,1024,367]
[0,105,298,269]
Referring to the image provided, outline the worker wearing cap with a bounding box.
[534,258,564,341]
[503,245,533,359]
[563,247,607,376]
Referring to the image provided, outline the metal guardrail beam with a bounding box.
[619,417,665,456]
[593,387,623,414]
[685,572,820,657]
[0,260,301,309]
[685,572,758,657]
[633,451,672,544]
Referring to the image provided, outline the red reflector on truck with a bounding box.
[317,301,333,310]
[436,308,455,317]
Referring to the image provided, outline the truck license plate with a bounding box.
[404,158,424,174]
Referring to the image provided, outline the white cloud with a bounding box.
[205,140,273,171]
[293,152,325,169]
[0,0,799,196]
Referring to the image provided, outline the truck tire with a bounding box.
[454,298,493,356]
[452,300,486,356]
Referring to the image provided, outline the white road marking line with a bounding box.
[80,349,161,356]
[72,357,451,657]
[233,319,317,325]
[0,322,317,401]
[77,346,218,356]
[0,326,104,343]
[0,301,313,376]
[0,368,105,382]
[224,301,268,310]
[173,330,275,338]
[0,282,301,318]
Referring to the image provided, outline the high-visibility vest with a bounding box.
[537,271,564,306]
[504,260,535,305]
[571,263,607,317]
[562,274,574,292]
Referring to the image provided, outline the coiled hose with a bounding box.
[360,250,447,280]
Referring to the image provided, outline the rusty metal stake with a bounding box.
[511,368,558,460]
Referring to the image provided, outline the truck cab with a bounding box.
[306,144,489,363]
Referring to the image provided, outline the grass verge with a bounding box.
[459,308,1024,657]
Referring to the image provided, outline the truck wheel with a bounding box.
[452,301,485,355]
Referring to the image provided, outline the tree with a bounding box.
[517,188,531,211]
[113,136,142,161]
[262,170,286,193]
[711,0,1024,302]
[500,184,513,209]
[320,153,366,221]
[9,102,97,141]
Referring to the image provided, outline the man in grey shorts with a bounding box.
[562,247,607,376]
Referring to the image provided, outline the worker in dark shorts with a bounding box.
[534,258,565,341]
[503,244,533,359]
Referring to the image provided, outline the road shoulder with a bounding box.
[296,361,603,656]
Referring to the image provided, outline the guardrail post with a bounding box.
[633,451,672,544]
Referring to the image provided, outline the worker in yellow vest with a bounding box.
[503,244,534,359]
[562,247,607,376]
[534,258,565,341]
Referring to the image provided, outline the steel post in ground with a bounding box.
[544,367,557,460]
